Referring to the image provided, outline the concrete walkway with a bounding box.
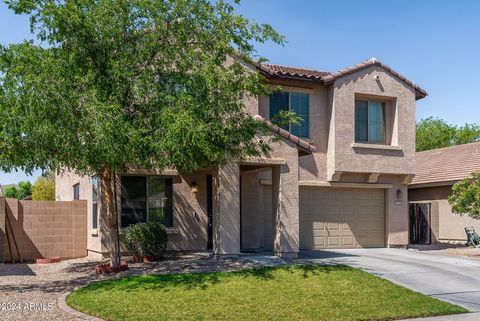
[400,312,480,321]
[301,248,480,317]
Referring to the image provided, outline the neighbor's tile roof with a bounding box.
[253,115,316,154]
[258,58,427,99]
[411,142,480,187]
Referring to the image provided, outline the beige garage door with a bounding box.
[300,187,385,249]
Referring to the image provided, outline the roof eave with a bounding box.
[323,59,428,100]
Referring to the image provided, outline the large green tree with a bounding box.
[32,175,55,201]
[448,172,480,219]
[2,181,33,199]
[0,0,283,266]
[416,117,480,152]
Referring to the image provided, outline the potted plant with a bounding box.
[122,221,168,262]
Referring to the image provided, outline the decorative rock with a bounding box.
[36,257,61,264]
[95,261,129,274]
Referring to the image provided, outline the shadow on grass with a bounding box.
[77,264,356,293]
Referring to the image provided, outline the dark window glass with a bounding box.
[120,176,174,228]
[269,92,310,137]
[92,177,98,229]
[73,184,80,200]
[355,100,385,143]
[355,101,368,142]
[121,176,147,228]
[148,177,173,227]
[269,92,289,131]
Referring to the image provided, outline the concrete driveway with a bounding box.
[300,248,480,312]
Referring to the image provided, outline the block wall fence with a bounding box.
[0,198,87,263]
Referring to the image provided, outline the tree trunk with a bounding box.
[101,167,121,267]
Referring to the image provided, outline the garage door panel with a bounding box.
[300,187,385,249]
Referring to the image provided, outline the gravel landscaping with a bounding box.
[0,254,282,321]
[409,243,480,257]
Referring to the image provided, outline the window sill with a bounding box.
[352,143,402,151]
[166,228,179,235]
[119,226,178,234]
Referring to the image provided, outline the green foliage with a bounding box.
[270,110,302,129]
[122,222,168,258]
[3,181,32,199]
[448,172,480,219]
[18,181,32,199]
[416,117,480,152]
[454,123,480,146]
[32,176,55,200]
[3,186,18,198]
[0,0,284,177]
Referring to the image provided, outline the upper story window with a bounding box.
[73,183,80,200]
[269,92,310,138]
[120,175,173,228]
[355,100,386,144]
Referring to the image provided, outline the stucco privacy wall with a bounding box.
[0,198,87,263]
[409,186,480,242]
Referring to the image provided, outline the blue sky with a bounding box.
[0,0,479,183]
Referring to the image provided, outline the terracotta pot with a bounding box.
[142,255,162,262]
[132,255,163,262]
[36,257,61,264]
[95,261,129,274]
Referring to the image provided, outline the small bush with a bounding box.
[122,221,168,258]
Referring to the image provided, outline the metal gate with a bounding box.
[409,203,431,245]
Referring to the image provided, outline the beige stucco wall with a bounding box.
[54,63,420,253]
[409,185,480,242]
[56,169,211,256]
[258,83,331,181]
[330,65,416,178]
[55,171,101,255]
[253,66,419,248]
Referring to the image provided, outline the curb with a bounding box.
[57,292,105,321]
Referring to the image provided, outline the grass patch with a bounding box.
[67,265,467,321]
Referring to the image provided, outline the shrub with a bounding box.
[32,176,55,200]
[3,181,33,199]
[122,221,168,258]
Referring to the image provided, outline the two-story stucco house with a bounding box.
[56,58,427,259]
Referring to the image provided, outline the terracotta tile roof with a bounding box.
[260,64,330,80]
[410,142,480,187]
[322,58,428,99]
[253,115,316,154]
[258,58,427,100]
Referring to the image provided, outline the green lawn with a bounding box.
[67,265,467,321]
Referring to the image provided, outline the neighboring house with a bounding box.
[56,58,427,258]
[408,142,480,245]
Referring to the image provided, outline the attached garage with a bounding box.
[299,187,385,249]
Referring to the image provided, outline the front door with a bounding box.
[206,175,213,250]
[409,203,431,245]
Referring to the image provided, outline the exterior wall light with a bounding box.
[191,182,198,193]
